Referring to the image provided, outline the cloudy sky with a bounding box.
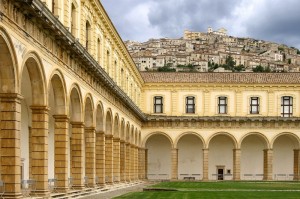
[101,0,300,49]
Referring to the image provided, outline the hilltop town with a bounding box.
[125,27,300,72]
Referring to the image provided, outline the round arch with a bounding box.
[270,132,300,149]
[207,132,238,149]
[48,69,67,115]
[113,113,120,138]
[239,132,270,149]
[105,109,113,135]
[125,122,130,142]
[142,132,174,148]
[21,51,47,105]
[120,118,125,140]
[83,93,94,127]
[95,102,104,132]
[174,132,205,148]
[0,26,18,93]
[68,84,83,122]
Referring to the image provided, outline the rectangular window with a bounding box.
[218,97,227,114]
[250,97,259,114]
[281,96,293,117]
[186,96,195,113]
[154,96,163,113]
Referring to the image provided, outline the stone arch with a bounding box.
[0,26,18,93]
[271,132,300,179]
[84,94,94,127]
[138,131,141,147]
[120,119,125,140]
[95,102,104,132]
[145,132,174,180]
[134,128,138,145]
[207,132,237,180]
[240,132,269,180]
[69,84,83,122]
[142,132,174,148]
[174,132,205,148]
[48,69,67,115]
[239,132,270,149]
[125,122,130,142]
[270,132,300,149]
[207,132,238,149]
[113,113,120,138]
[21,51,47,105]
[130,125,135,144]
[105,109,113,135]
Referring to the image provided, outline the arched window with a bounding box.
[97,38,101,62]
[85,21,91,50]
[71,4,77,35]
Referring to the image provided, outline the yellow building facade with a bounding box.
[0,0,300,198]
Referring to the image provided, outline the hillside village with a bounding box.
[124,27,300,72]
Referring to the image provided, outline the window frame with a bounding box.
[154,96,163,113]
[186,96,195,114]
[218,96,227,114]
[281,96,293,117]
[250,97,260,114]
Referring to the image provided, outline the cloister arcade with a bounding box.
[144,131,300,181]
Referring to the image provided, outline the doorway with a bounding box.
[218,168,224,180]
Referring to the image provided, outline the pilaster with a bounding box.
[120,140,126,182]
[125,142,131,181]
[96,132,105,186]
[30,106,50,197]
[202,149,209,181]
[105,134,114,184]
[233,149,241,180]
[53,115,69,192]
[294,149,300,180]
[85,127,96,187]
[263,149,273,180]
[0,93,22,198]
[171,148,178,180]
[70,122,85,189]
[113,137,120,183]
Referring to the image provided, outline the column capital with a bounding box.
[120,139,126,143]
[113,137,121,142]
[70,121,84,128]
[0,93,23,101]
[233,148,241,152]
[264,148,273,152]
[96,130,105,134]
[53,114,69,121]
[85,126,96,131]
[105,134,114,139]
[203,148,209,152]
[30,105,49,113]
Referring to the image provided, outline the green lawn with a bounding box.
[114,181,300,199]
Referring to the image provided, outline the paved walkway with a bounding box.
[82,182,151,199]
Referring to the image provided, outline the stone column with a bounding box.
[202,149,209,181]
[0,93,22,198]
[130,144,135,181]
[120,140,126,182]
[171,148,178,180]
[233,149,241,180]
[294,149,300,180]
[145,149,148,180]
[70,122,84,189]
[134,146,139,180]
[30,106,49,197]
[138,148,146,180]
[263,149,273,180]
[85,127,96,187]
[125,142,131,182]
[53,115,69,192]
[113,138,120,183]
[105,135,114,184]
[96,132,105,186]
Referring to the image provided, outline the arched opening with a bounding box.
[84,96,95,186]
[273,134,299,180]
[240,134,268,180]
[95,103,105,185]
[145,133,172,180]
[71,3,77,36]
[48,73,67,185]
[20,54,47,192]
[177,134,204,180]
[97,38,101,63]
[208,134,236,180]
[69,86,83,187]
[105,110,113,183]
[85,21,91,51]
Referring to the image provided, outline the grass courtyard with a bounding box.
[115,181,300,199]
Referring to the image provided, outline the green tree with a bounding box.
[253,65,271,72]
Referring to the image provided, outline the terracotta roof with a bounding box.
[140,72,300,84]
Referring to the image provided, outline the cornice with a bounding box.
[14,0,146,121]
